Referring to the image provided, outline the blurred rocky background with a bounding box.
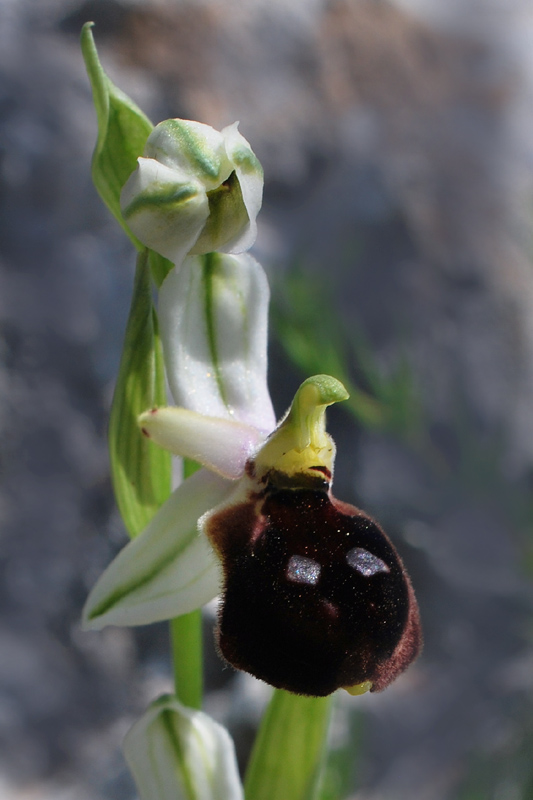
[2,0,533,798]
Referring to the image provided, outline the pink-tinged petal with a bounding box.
[159,253,276,433]
[82,470,233,629]
[139,407,263,479]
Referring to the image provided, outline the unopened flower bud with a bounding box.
[124,694,243,800]
[121,119,263,266]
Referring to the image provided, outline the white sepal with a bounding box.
[220,122,263,254]
[144,119,233,190]
[121,158,209,264]
[159,253,276,434]
[139,407,262,479]
[123,695,244,800]
[82,470,232,629]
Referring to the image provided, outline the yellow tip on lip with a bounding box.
[343,681,372,696]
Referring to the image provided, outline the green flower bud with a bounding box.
[120,119,263,266]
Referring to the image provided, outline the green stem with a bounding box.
[245,690,333,800]
[170,611,203,710]
[170,456,203,709]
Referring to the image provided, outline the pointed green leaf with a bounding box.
[244,690,333,800]
[81,22,153,245]
[109,250,171,537]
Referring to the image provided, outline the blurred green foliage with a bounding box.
[317,706,364,800]
[270,263,421,442]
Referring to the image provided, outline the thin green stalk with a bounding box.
[170,457,203,709]
[170,612,203,710]
[245,690,333,800]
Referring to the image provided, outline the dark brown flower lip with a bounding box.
[206,483,422,697]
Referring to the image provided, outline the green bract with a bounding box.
[81,22,153,247]
[121,119,263,266]
[108,251,171,538]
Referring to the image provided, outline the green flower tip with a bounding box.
[295,374,350,413]
[254,375,349,488]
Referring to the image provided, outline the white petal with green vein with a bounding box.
[124,695,243,800]
[144,119,233,190]
[139,407,263,479]
[82,469,232,629]
[159,253,276,433]
[121,158,209,264]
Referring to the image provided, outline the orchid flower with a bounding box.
[82,250,272,625]
[83,250,421,697]
[81,24,421,800]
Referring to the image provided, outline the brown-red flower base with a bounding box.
[208,484,422,697]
